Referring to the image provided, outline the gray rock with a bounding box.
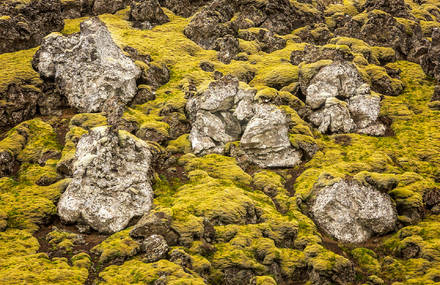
[130,211,179,246]
[241,104,302,168]
[186,76,303,168]
[310,179,397,243]
[130,0,169,29]
[33,17,141,113]
[141,234,169,263]
[302,61,385,136]
[57,126,154,234]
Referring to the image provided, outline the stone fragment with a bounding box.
[33,18,141,113]
[57,126,154,233]
[310,179,397,243]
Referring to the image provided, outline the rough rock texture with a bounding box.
[186,76,302,168]
[301,61,386,136]
[33,17,141,113]
[158,0,211,17]
[57,126,154,234]
[310,179,397,243]
[130,211,179,246]
[335,10,423,59]
[130,0,169,29]
[0,0,64,54]
[184,0,321,62]
[290,44,354,65]
[421,29,440,102]
[363,0,414,19]
[61,0,132,18]
[141,234,169,263]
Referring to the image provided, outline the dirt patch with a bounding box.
[285,164,307,196]
[334,135,352,146]
[379,115,395,137]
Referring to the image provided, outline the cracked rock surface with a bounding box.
[57,126,154,233]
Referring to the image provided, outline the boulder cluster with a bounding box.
[186,76,302,168]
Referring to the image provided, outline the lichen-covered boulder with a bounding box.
[57,126,154,233]
[130,0,169,29]
[310,179,397,243]
[141,234,169,263]
[302,61,386,136]
[33,17,141,113]
[186,76,302,168]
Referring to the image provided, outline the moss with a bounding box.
[255,275,277,284]
[0,47,41,93]
[298,60,333,87]
[99,259,205,284]
[420,20,440,37]
[92,228,140,264]
[71,252,92,269]
[62,17,89,35]
[325,1,358,17]
[351,248,380,275]
[46,228,82,254]
[250,63,299,90]
[166,134,191,154]
[179,153,252,187]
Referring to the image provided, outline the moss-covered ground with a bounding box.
[1,0,440,284]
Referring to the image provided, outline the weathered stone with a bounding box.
[141,234,169,263]
[310,179,397,243]
[130,0,169,29]
[130,211,179,246]
[302,61,385,136]
[0,0,64,53]
[186,76,303,168]
[363,0,414,19]
[33,17,141,113]
[238,28,286,53]
[158,0,211,17]
[57,126,154,234]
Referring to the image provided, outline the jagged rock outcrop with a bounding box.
[363,0,414,19]
[184,0,322,62]
[0,0,64,54]
[130,0,169,29]
[57,126,154,234]
[33,17,141,113]
[61,0,132,18]
[335,10,423,59]
[301,61,386,136]
[186,76,303,168]
[141,234,169,262]
[158,0,212,17]
[421,28,440,102]
[310,179,397,243]
[130,211,179,246]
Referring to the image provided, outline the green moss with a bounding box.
[250,63,299,90]
[166,134,191,154]
[46,228,82,254]
[351,248,380,275]
[61,17,89,35]
[71,252,92,269]
[99,259,205,284]
[179,154,252,187]
[92,228,140,264]
[0,47,41,93]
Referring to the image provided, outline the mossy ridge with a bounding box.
[92,228,140,264]
[98,259,205,284]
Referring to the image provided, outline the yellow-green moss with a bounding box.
[0,47,41,93]
[166,134,191,154]
[99,259,205,284]
[46,228,81,254]
[92,228,140,264]
[351,248,380,275]
[61,17,89,35]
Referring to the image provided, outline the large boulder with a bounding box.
[421,28,440,102]
[310,179,397,243]
[57,126,154,233]
[130,0,169,29]
[301,61,386,136]
[33,17,141,113]
[186,76,303,168]
[0,0,64,54]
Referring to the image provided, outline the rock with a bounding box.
[141,234,169,263]
[335,10,422,59]
[363,0,414,19]
[57,126,154,234]
[424,188,440,210]
[158,0,212,17]
[421,29,440,101]
[184,0,322,62]
[0,150,17,178]
[130,0,169,29]
[92,0,130,15]
[186,76,303,168]
[238,28,286,53]
[310,179,397,243]
[240,104,302,168]
[61,0,131,18]
[0,0,64,53]
[290,44,354,66]
[433,85,440,102]
[130,211,179,245]
[33,17,141,113]
[301,61,386,136]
